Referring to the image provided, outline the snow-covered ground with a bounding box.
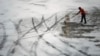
[0,0,100,56]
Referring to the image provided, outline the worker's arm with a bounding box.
[76,11,80,15]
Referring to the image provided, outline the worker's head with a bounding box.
[78,7,81,10]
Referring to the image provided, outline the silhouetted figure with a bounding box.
[76,7,87,24]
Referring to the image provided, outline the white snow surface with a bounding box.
[0,0,100,56]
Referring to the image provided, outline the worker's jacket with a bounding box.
[79,8,86,15]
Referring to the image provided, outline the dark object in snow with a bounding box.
[95,44,100,47]
[90,39,100,42]
[0,55,3,56]
[73,36,95,39]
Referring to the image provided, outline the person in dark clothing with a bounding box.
[76,7,87,24]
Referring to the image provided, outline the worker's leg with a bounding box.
[80,15,84,23]
[83,15,87,24]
